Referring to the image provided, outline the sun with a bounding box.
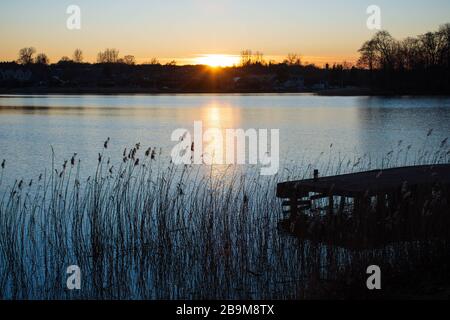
[195,54,239,68]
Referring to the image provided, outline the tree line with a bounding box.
[5,23,450,94]
[17,48,83,65]
[358,24,450,71]
[15,48,141,66]
[10,23,450,71]
[13,46,305,68]
[357,24,450,92]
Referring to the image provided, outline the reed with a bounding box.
[0,136,448,299]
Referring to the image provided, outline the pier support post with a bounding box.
[328,196,334,215]
[338,196,346,215]
[289,196,298,220]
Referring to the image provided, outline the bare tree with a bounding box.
[18,47,36,65]
[356,24,450,91]
[398,37,421,70]
[97,49,120,63]
[284,53,302,66]
[73,49,83,63]
[165,60,177,66]
[419,32,440,67]
[58,56,71,63]
[358,26,450,71]
[254,51,265,65]
[372,31,398,69]
[240,50,253,66]
[35,53,50,65]
[358,31,398,70]
[240,50,266,66]
[149,58,160,65]
[341,61,353,70]
[437,23,450,67]
[357,40,377,70]
[123,55,136,65]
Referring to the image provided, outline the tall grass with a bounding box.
[0,136,449,299]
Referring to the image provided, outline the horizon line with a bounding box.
[0,53,359,67]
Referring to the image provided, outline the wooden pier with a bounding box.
[277,164,450,247]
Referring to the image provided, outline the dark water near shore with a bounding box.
[0,94,449,187]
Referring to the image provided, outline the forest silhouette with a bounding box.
[1,24,450,94]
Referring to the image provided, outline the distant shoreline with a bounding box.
[1,87,449,97]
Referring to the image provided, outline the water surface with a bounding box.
[0,94,449,186]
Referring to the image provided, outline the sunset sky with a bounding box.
[1,0,450,66]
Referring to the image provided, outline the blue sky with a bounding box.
[1,0,450,64]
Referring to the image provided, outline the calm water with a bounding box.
[0,94,449,186]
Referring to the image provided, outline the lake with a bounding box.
[1,94,449,187]
[1,93,450,299]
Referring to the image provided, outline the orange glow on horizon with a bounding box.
[194,54,240,68]
[144,54,357,68]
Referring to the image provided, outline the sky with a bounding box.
[1,0,450,65]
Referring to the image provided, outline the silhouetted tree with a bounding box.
[373,31,398,69]
[149,58,160,65]
[35,53,50,65]
[357,40,377,71]
[437,24,450,67]
[419,32,440,67]
[18,47,36,65]
[240,50,253,66]
[97,49,120,63]
[357,24,450,92]
[359,25,450,72]
[398,37,421,70]
[123,55,136,65]
[58,56,71,63]
[240,50,266,66]
[254,51,265,65]
[73,49,83,63]
[284,53,302,66]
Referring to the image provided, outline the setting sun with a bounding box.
[194,54,240,67]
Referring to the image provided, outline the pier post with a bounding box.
[289,196,298,220]
[338,196,346,215]
[328,196,334,215]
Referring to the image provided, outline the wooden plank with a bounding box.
[277,164,450,199]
